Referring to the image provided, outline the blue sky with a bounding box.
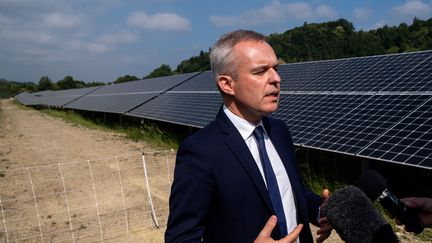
[1,0,431,83]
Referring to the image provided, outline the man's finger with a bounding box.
[316,224,332,235]
[257,215,278,238]
[280,224,303,242]
[316,231,331,243]
[322,189,330,200]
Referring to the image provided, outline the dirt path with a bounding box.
[0,99,428,242]
[0,99,175,242]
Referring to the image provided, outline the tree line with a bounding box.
[1,17,431,98]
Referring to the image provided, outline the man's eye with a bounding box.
[254,69,266,75]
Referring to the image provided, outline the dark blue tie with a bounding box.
[253,126,288,237]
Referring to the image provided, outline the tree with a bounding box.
[86,81,105,87]
[37,76,54,91]
[114,75,140,83]
[144,64,173,79]
[175,50,210,74]
[0,79,36,98]
[56,76,86,90]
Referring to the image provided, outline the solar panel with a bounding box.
[43,86,101,107]
[14,92,34,106]
[383,53,432,92]
[279,50,432,92]
[271,50,432,169]
[279,59,347,91]
[274,92,432,168]
[273,94,372,146]
[315,55,385,91]
[127,71,221,127]
[14,90,56,106]
[65,93,158,114]
[65,72,199,113]
[339,51,432,92]
[127,93,221,128]
[171,71,217,91]
[311,95,427,150]
[358,96,432,168]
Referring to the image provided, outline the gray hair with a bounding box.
[209,30,267,82]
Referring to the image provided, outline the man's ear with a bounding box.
[217,75,235,96]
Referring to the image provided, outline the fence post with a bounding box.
[0,195,9,243]
[115,155,129,234]
[165,150,172,185]
[58,163,75,243]
[26,167,44,242]
[87,160,104,242]
[141,151,159,228]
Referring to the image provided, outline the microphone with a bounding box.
[354,169,424,234]
[321,185,399,243]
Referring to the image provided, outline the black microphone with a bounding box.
[354,169,424,234]
[321,186,398,243]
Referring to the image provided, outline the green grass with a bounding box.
[42,109,105,130]
[121,123,180,149]
[38,108,182,150]
[11,98,184,149]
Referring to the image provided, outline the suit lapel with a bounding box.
[215,108,273,212]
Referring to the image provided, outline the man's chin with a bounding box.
[262,106,278,115]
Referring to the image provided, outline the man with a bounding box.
[165,30,331,242]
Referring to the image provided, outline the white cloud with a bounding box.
[278,2,314,20]
[99,31,138,45]
[353,8,372,21]
[63,30,139,55]
[0,13,15,25]
[86,42,110,54]
[392,0,432,18]
[43,12,82,28]
[316,5,338,19]
[66,39,84,50]
[209,1,337,27]
[127,11,191,31]
[1,29,56,45]
[372,20,386,29]
[90,30,139,54]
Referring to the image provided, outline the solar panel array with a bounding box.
[65,72,199,114]
[128,71,222,128]
[14,50,432,169]
[272,50,432,169]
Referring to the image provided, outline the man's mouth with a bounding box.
[266,91,279,97]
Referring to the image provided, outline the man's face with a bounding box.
[228,40,281,124]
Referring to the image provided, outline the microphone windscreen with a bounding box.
[353,169,387,200]
[321,186,398,243]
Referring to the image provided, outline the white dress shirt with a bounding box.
[223,106,298,238]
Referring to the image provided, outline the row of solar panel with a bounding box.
[15,50,432,169]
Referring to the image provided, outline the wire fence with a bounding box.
[0,150,176,242]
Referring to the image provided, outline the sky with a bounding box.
[1,0,431,83]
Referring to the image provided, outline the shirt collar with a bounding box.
[223,105,264,140]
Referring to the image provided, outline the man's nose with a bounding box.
[269,67,281,84]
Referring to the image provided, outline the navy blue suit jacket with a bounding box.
[165,108,321,243]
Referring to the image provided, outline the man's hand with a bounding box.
[316,189,332,243]
[396,197,432,230]
[254,215,303,243]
